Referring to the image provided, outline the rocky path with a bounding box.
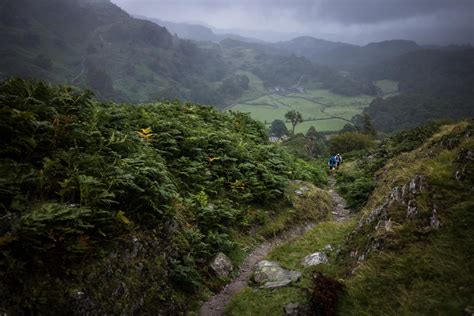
[198,176,350,315]
[199,223,315,315]
[328,175,351,222]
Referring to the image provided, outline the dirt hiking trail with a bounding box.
[199,175,350,315]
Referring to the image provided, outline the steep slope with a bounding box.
[0,0,230,103]
[337,120,474,314]
[0,78,328,314]
[223,120,474,314]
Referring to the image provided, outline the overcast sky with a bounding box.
[111,0,473,45]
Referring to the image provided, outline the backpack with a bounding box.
[329,156,337,165]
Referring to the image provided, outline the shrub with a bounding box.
[330,132,374,154]
[0,78,328,313]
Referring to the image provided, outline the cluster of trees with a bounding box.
[329,113,377,153]
[269,111,330,159]
[269,119,289,138]
[269,110,304,137]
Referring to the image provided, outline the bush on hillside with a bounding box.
[0,78,326,313]
[330,132,374,154]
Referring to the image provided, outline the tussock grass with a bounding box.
[341,200,474,315]
[226,287,307,316]
[257,182,332,238]
[338,121,474,315]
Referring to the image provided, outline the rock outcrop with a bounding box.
[253,260,301,289]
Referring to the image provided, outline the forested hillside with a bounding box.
[359,48,474,131]
[0,0,230,103]
[0,0,377,107]
[273,38,421,71]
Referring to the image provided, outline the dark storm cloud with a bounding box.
[111,0,474,44]
[295,0,473,25]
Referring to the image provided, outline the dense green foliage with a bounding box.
[335,121,446,210]
[336,168,375,210]
[329,132,374,154]
[281,127,329,160]
[0,79,325,313]
[269,119,289,138]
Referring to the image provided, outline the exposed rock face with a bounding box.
[363,202,388,227]
[455,149,473,182]
[430,207,441,230]
[253,260,301,289]
[375,219,394,236]
[406,199,418,218]
[409,175,425,194]
[301,252,329,266]
[351,174,434,267]
[210,252,233,278]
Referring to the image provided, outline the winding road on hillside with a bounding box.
[198,176,350,315]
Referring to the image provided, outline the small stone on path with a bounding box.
[301,252,329,266]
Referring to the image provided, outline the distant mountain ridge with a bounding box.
[134,16,423,70]
[136,16,264,44]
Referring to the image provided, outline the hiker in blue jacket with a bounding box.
[328,155,338,171]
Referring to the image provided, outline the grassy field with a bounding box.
[375,80,399,97]
[229,89,375,133]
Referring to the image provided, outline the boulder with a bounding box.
[253,260,301,289]
[301,252,329,266]
[210,252,233,278]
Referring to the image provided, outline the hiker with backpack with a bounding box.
[328,155,338,172]
[335,154,342,169]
